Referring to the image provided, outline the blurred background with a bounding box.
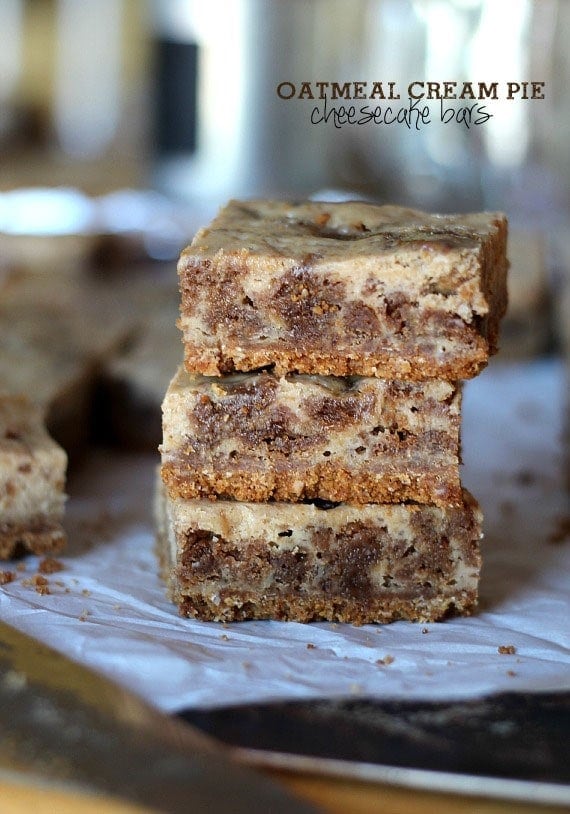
[0,0,568,451]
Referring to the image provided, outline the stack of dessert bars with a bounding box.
[157,200,508,624]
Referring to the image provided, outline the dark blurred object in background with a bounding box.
[0,0,569,362]
[0,0,568,212]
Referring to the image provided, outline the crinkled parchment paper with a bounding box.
[1,360,568,712]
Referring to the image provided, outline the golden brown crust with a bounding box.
[0,520,66,560]
[161,463,463,507]
[174,590,478,625]
[182,343,489,380]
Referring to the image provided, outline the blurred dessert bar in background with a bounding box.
[500,231,551,359]
[0,396,67,559]
[99,291,181,451]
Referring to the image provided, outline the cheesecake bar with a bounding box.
[0,303,96,455]
[501,231,549,359]
[102,297,182,450]
[0,396,67,559]
[156,479,482,624]
[0,276,134,454]
[178,200,508,380]
[161,367,462,506]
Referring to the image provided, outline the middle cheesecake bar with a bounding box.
[161,366,462,506]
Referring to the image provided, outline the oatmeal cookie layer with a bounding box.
[155,479,482,624]
[178,200,508,379]
[161,367,462,506]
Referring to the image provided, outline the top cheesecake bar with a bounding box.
[178,200,508,379]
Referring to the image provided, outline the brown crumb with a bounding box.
[81,589,91,597]
[0,570,15,585]
[498,645,517,655]
[548,516,570,545]
[79,609,90,622]
[422,627,429,634]
[30,575,50,595]
[16,562,26,572]
[507,670,517,677]
[38,557,64,574]
[220,634,229,641]
[377,655,395,666]
[306,643,316,650]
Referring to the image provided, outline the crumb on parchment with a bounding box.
[38,557,64,574]
[498,645,517,655]
[22,574,50,595]
[376,655,395,666]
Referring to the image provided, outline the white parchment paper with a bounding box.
[1,360,568,713]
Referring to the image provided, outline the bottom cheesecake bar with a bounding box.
[155,480,482,624]
[0,395,67,559]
